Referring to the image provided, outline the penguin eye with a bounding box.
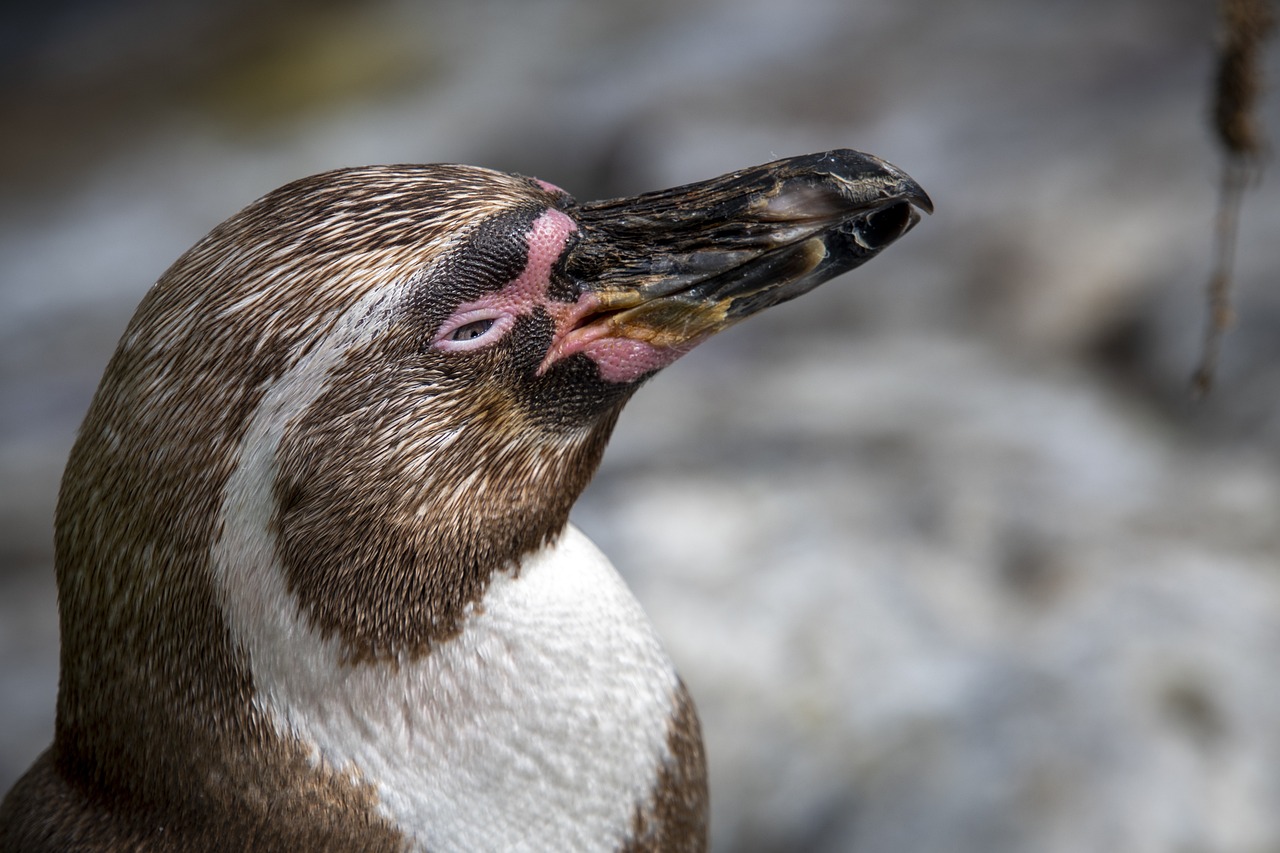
[450,319,495,341]
[433,309,514,352]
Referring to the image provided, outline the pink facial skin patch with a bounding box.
[540,273,713,384]
[533,178,567,195]
[432,209,578,351]
[577,336,697,383]
[433,206,697,384]
[541,292,701,383]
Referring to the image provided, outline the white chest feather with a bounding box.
[225,524,677,852]
[209,291,680,850]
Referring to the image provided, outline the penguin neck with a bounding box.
[267,403,621,663]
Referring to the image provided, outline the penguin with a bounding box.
[0,149,930,851]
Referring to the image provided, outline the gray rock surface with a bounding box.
[3,0,1278,850]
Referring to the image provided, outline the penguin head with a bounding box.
[293,150,934,437]
[59,151,930,672]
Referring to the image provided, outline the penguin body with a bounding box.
[0,152,928,850]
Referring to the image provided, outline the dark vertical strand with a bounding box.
[1192,0,1274,396]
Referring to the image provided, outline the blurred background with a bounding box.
[2,0,1278,850]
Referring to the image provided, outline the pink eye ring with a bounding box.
[432,309,515,352]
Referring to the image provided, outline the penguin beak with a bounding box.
[562,149,933,351]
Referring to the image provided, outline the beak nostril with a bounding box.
[855,202,916,250]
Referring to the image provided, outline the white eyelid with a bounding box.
[433,309,516,352]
